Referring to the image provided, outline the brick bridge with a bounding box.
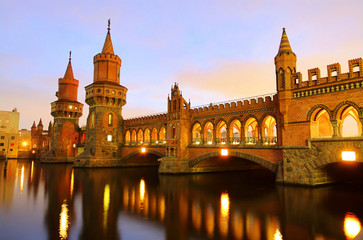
[42,25,363,186]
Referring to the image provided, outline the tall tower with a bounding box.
[41,52,83,162]
[275,28,297,145]
[75,20,127,167]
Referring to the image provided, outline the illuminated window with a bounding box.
[107,135,112,142]
[342,151,356,161]
[141,147,146,153]
[108,113,113,127]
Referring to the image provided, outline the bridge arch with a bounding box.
[260,113,278,145]
[215,119,228,144]
[243,115,259,144]
[191,121,202,144]
[333,101,362,119]
[188,151,278,173]
[228,117,242,145]
[123,149,165,163]
[202,121,214,145]
[333,101,362,136]
[307,104,333,121]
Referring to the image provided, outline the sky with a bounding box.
[0,0,362,130]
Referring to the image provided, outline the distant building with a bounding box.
[31,119,52,159]
[0,109,20,158]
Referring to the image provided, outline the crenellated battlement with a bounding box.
[292,58,362,90]
[93,53,121,63]
[190,93,277,116]
[124,112,167,126]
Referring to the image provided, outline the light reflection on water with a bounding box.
[0,159,363,240]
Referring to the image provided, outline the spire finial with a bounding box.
[108,19,111,31]
[69,51,72,61]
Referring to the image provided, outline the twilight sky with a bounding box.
[0,0,362,129]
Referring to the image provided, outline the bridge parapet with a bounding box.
[291,58,363,95]
[124,112,167,126]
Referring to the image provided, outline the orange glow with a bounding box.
[22,141,27,146]
[342,151,356,161]
[59,200,69,240]
[344,212,361,239]
[70,169,74,198]
[274,228,283,240]
[30,161,34,183]
[141,147,146,153]
[32,150,35,154]
[103,184,110,229]
[140,178,145,206]
[20,165,25,193]
[220,192,230,218]
[221,149,228,156]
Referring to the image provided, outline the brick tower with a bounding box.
[159,83,191,173]
[75,20,127,167]
[275,28,297,146]
[41,52,83,162]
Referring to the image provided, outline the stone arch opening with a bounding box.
[337,106,362,137]
[125,130,131,145]
[131,129,137,144]
[229,119,242,145]
[151,128,158,144]
[244,117,258,145]
[261,115,277,145]
[191,122,202,144]
[203,122,214,145]
[159,127,166,144]
[189,151,277,174]
[144,128,151,144]
[310,108,333,138]
[216,120,227,145]
[137,129,143,144]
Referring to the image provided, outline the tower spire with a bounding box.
[277,28,293,55]
[63,51,74,79]
[102,19,114,55]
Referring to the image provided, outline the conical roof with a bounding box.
[38,119,43,126]
[63,52,74,79]
[277,28,293,54]
[102,19,115,55]
[101,27,115,55]
[32,121,36,128]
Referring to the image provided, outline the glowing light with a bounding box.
[59,200,69,240]
[73,143,76,148]
[344,212,361,239]
[69,105,73,109]
[274,228,283,240]
[22,141,27,146]
[30,161,34,182]
[221,149,228,156]
[139,178,145,205]
[220,192,230,219]
[70,169,74,198]
[141,147,146,153]
[20,165,24,193]
[207,141,213,145]
[195,141,200,145]
[342,151,356,161]
[32,150,35,154]
[107,135,112,141]
[103,184,110,229]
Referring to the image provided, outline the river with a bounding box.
[0,159,362,240]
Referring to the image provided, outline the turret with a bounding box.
[31,121,36,137]
[37,119,43,134]
[274,28,296,92]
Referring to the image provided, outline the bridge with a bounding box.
[39,25,363,186]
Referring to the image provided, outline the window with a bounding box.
[10,149,13,151]
[0,136,4,139]
[108,113,113,127]
[0,143,3,146]
[11,136,15,140]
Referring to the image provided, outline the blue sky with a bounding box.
[0,0,362,129]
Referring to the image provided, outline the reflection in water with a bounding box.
[2,162,363,240]
[59,200,69,240]
[20,164,24,193]
[103,184,110,230]
[274,227,283,240]
[70,169,74,198]
[139,178,145,210]
[344,212,361,239]
[30,161,34,183]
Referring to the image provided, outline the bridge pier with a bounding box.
[158,157,190,173]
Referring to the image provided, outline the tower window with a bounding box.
[108,113,113,127]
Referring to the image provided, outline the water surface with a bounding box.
[0,159,362,240]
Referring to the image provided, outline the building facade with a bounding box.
[0,109,20,158]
